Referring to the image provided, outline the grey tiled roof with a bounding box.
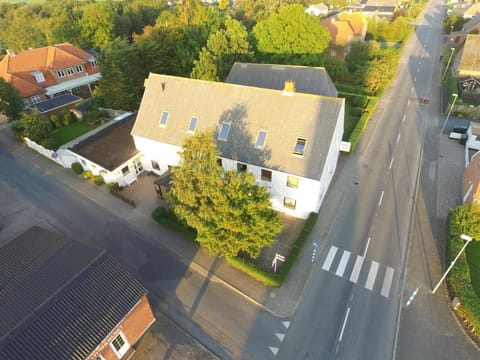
[132,73,344,180]
[0,226,147,360]
[33,93,82,113]
[226,63,339,98]
[70,113,140,171]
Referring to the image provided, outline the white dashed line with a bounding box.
[378,191,384,206]
[389,157,394,170]
[338,307,351,342]
[396,133,401,143]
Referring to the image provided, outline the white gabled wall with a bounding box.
[133,136,182,175]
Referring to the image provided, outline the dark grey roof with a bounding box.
[33,93,82,113]
[70,113,140,171]
[363,5,396,12]
[132,73,344,180]
[226,63,338,98]
[0,226,148,360]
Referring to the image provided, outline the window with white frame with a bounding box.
[110,332,129,358]
[286,175,299,189]
[75,64,84,73]
[159,111,169,127]
[66,67,75,75]
[188,116,198,133]
[283,197,296,210]
[32,72,45,83]
[237,162,247,172]
[255,130,267,149]
[56,69,65,78]
[218,123,231,141]
[72,87,81,94]
[261,169,272,182]
[31,95,41,104]
[151,160,160,170]
[23,99,30,109]
[121,166,130,175]
[91,59,98,67]
[293,137,307,156]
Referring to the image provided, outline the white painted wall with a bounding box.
[133,136,181,175]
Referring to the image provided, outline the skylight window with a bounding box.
[188,116,198,133]
[218,123,231,141]
[159,111,169,127]
[293,137,307,156]
[255,130,267,149]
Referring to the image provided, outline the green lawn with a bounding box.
[47,122,98,149]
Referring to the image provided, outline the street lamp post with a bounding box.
[432,234,473,294]
[441,47,455,80]
[440,93,458,135]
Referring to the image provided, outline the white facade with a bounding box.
[133,103,343,219]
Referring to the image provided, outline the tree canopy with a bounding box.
[0,78,23,121]
[21,108,53,143]
[167,130,282,258]
[252,4,330,65]
[450,203,480,241]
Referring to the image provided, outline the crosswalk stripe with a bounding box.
[322,246,338,271]
[349,255,364,283]
[335,250,351,277]
[365,261,379,290]
[381,267,395,298]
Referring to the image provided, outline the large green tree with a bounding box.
[0,78,23,121]
[191,17,252,81]
[79,3,115,49]
[167,131,282,258]
[22,108,53,142]
[95,37,143,111]
[252,4,330,65]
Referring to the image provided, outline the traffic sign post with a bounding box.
[272,253,285,273]
[312,240,319,262]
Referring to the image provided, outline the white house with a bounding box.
[467,122,480,151]
[306,3,329,16]
[131,69,344,219]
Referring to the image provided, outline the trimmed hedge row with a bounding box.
[447,213,480,336]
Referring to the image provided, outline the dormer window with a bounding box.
[159,111,169,127]
[218,123,231,141]
[30,71,45,83]
[293,137,307,156]
[255,130,267,149]
[188,116,198,133]
[56,69,65,78]
[75,64,83,73]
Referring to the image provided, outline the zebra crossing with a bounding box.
[320,245,395,299]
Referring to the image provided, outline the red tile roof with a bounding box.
[0,43,99,98]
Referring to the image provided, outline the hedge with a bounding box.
[447,212,480,336]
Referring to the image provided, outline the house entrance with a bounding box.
[134,159,143,174]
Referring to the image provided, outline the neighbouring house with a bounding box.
[131,67,345,219]
[226,62,338,97]
[63,112,143,186]
[0,43,100,112]
[447,16,480,47]
[0,226,155,360]
[306,3,329,16]
[453,2,480,19]
[453,34,480,104]
[463,151,480,203]
[359,0,399,18]
[31,93,82,115]
[322,12,368,57]
[467,122,480,151]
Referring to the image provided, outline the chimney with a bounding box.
[282,80,295,96]
[6,49,15,57]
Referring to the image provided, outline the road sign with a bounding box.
[272,253,286,273]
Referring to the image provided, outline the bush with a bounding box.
[106,182,116,192]
[82,170,93,179]
[62,111,75,126]
[50,114,63,129]
[152,207,197,240]
[71,162,83,174]
[93,175,104,185]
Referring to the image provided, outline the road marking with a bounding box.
[414,76,416,82]
[363,237,371,257]
[419,60,422,65]
[349,255,364,283]
[276,333,285,341]
[338,307,351,342]
[389,157,394,170]
[365,261,379,290]
[411,87,414,94]
[282,321,290,329]
[396,133,401,143]
[378,191,384,206]
[402,114,406,122]
[406,100,410,107]
[335,250,351,277]
[322,246,338,271]
[381,267,395,298]
[269,346,279,355]
[416,67,419,73]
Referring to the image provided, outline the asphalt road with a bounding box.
[276,1,465,359]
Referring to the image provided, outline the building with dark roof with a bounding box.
[0,226,155,360]
[132,70,344,219]
[65,112,143,187]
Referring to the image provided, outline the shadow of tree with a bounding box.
[214,103,276,169]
